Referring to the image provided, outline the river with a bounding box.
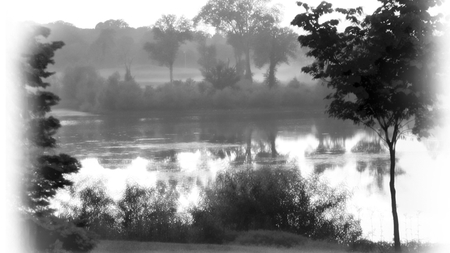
[51,108,450,244]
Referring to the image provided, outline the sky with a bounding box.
[4,0,383,29]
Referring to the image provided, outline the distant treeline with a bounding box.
[43,20,248,70]
[49,65,328,112]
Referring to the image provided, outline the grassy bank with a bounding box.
[92,240,351,253]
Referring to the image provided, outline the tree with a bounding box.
[117,35,135,64]
[201,60,240,90]
[291,1,444,251]
[253,25,298,88]
[194,0,278,81]
[20,24,96,252]
[144,15,192,83]
[61,65,104,111]
[95,19,130,30]
[195,32,218,71]
[91,28,117,63]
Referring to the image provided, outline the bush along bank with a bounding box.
[57,166,362,245]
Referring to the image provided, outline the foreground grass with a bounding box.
[92,240,353,253]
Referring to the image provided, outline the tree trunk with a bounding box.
[389,145,401,251]
[244,48,252,81]
[245,129,253,162]
[169,64,173,84]
[269,131,277,158]
[267,61,276,88]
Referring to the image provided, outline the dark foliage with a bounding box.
[59,169,361,245]
[63,182,190,243]
[29,216,97,252]
[291,0,444,250]
[26,154,80,211]
[20,24,96,252]
[71,186,118,239]
[191,167,362,243]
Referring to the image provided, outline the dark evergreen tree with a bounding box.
[20,24,96,252]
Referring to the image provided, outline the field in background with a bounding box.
[97,62,315,87]
[92,240,352,253]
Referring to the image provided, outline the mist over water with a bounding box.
[51,109,450,244]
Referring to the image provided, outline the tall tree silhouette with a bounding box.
[144,15,192,83]
[253,24,298,88]
[20,24,96,252]
[194,0,279,81]
[292,0,444,250]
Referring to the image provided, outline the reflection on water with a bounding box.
[53,109,450,244]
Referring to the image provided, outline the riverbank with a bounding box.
[92,240,351,253]
[91,240,450,253]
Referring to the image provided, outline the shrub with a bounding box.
[60,182,190,242]
[75,186,117,239]
[201,60,240,90]
[188,208,230,244]
[58,223,98,252]
[116,181,182,241]
[192,167,362,243]
[61,65,104,110]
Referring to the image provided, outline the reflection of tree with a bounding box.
[356,161,368,172]
[311,131,384,155]
[245,128,253,163]
[206,127,288,166]
[368,158,389,191]
[97,156,134,169]
[152,149,180,171]
[365,158,405,191]
[153,149,177,162]
[351,138,384,153]
[253,121,281,162]
[314,163,334,174]
[268,131,277,158]
[312,136,346,155]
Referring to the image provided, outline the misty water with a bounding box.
[52,109,449,243]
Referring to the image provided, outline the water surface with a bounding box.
[52,109,450,243]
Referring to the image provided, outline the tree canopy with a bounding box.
[95,19,130,30]
[291,0,444,250]
[144,15,193,83]
[194,0,278,80]
[252,25,298,88]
